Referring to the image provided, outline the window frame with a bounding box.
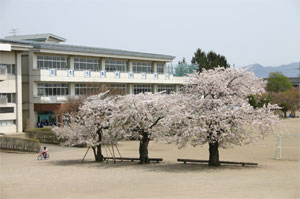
[75,83,102,96]
[133,84,153,94]
[157,63,164,74]
[132,62,153,74]
[37,55,68,70]
[37,83,69,96]
[105,60,127,72]
[74,57,100,71]
[158,85,175,94]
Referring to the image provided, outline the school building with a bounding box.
[0,33,188,134]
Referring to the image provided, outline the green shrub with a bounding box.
[0,136,41,152]
[25,127,60,144]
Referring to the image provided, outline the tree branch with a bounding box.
[149,116,164,129]
[227,76,239,88]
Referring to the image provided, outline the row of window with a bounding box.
[74,83,128,95]
[158,85,175,94]
[106,84,127,93]
[37,83,69,96]
[37,55,68,70]
[105,60,127,72]
[133,84,175,94]
[36,55,165,73]
[0,64,16,75]
[133,62,152,73]
[37,83,175,96]
[133,84,153,94]
[0,93,16,103]
[74,58,100,71]
[0,120,16,126]
[75,83,102,96]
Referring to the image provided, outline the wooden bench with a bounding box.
[104,157,163,163]
[177,159,258,166]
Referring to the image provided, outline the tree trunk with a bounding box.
[283,111,287,118]
[91,129,104,162]
[92,146,103,162]
[139,132,150,164]
[209,141,220,166]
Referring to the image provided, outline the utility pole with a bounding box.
[9,29,20,36]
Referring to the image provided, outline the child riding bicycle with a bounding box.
[42,146,48,158]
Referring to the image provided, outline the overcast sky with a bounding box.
[0,0,299,67]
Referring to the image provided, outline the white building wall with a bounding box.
[0,51,15,64]
[0,104,17,120]
[0,78,16,92]
[0,51,18,134]
[0,125,17,134]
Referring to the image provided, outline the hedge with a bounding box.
[0,136,41,152]
[25,127,60,144]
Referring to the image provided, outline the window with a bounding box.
[0,93,16,103]
[37,83,69,96]
[0,64,15,75]
[157,63,164,74]
[0,107,14,113]
[75,83,102,96]
[37,55,68,70]
[105,60,127,72]
[134,84,153,94]
[106,84,127,94]
[0,120,15,126]
[158,85,175,94]
[133,62,152,73]
[74,57,100,71]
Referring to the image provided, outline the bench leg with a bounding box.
[184,161,186,164]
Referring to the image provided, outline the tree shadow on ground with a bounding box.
[50,159,259,173]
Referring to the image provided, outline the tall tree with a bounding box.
[191,49,230,72]
[272,90,300,117]
[266,72,293,92]
[164,68,279,166]
[119,93,172,164]
[53,92,126,162]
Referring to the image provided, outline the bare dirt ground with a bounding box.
[0,118,299,199]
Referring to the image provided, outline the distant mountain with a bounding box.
[242,62,299,78]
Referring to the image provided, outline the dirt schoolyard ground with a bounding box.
[0,118,299,199]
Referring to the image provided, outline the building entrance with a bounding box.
[38,111,58,126]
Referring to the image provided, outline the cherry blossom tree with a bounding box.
[53,92,127,162]
[119,92,173,164]
[52,91,173,164]
[164,68,280,166]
